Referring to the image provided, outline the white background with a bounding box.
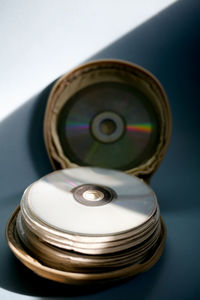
[0,0,176,121]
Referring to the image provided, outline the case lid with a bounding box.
[44,60,171,180]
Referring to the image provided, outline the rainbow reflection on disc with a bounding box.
[57,82,160,170]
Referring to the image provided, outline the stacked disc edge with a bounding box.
[13,167,165,281]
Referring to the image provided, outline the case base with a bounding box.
[6,206,166,285]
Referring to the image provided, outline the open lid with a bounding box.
[44,60,171,180]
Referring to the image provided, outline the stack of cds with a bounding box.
[7,60,170,284]
[15,167,164,281]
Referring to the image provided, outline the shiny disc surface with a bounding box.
[21,167,157,236]
[57,82,160,170]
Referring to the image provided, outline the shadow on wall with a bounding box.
[0,0,200,297]
[89,0,200,213]
[0,83,54,200]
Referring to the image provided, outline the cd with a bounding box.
[17,210,160,255]
[7,166,165,282]
[21,167,157,237]
[57,82,160,171]
[16,210,161,272]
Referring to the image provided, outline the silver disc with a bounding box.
[21,167,157,237]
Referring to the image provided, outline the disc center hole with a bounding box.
[100,119,116,135]
[82,190,104,201]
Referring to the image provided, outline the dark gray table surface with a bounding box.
[1,0,200,299]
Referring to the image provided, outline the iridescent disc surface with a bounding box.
[57,82,160,170]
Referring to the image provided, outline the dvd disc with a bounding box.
[9,166,165,282]
[44,60,172,179]
[57,82,160,171]
[21,167,157,237]
[16,210,161,272]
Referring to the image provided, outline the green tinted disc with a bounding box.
[57,82,160,170]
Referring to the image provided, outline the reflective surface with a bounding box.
[57,82,160,170]
[22,167,157,236]
[13,168,162,275]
